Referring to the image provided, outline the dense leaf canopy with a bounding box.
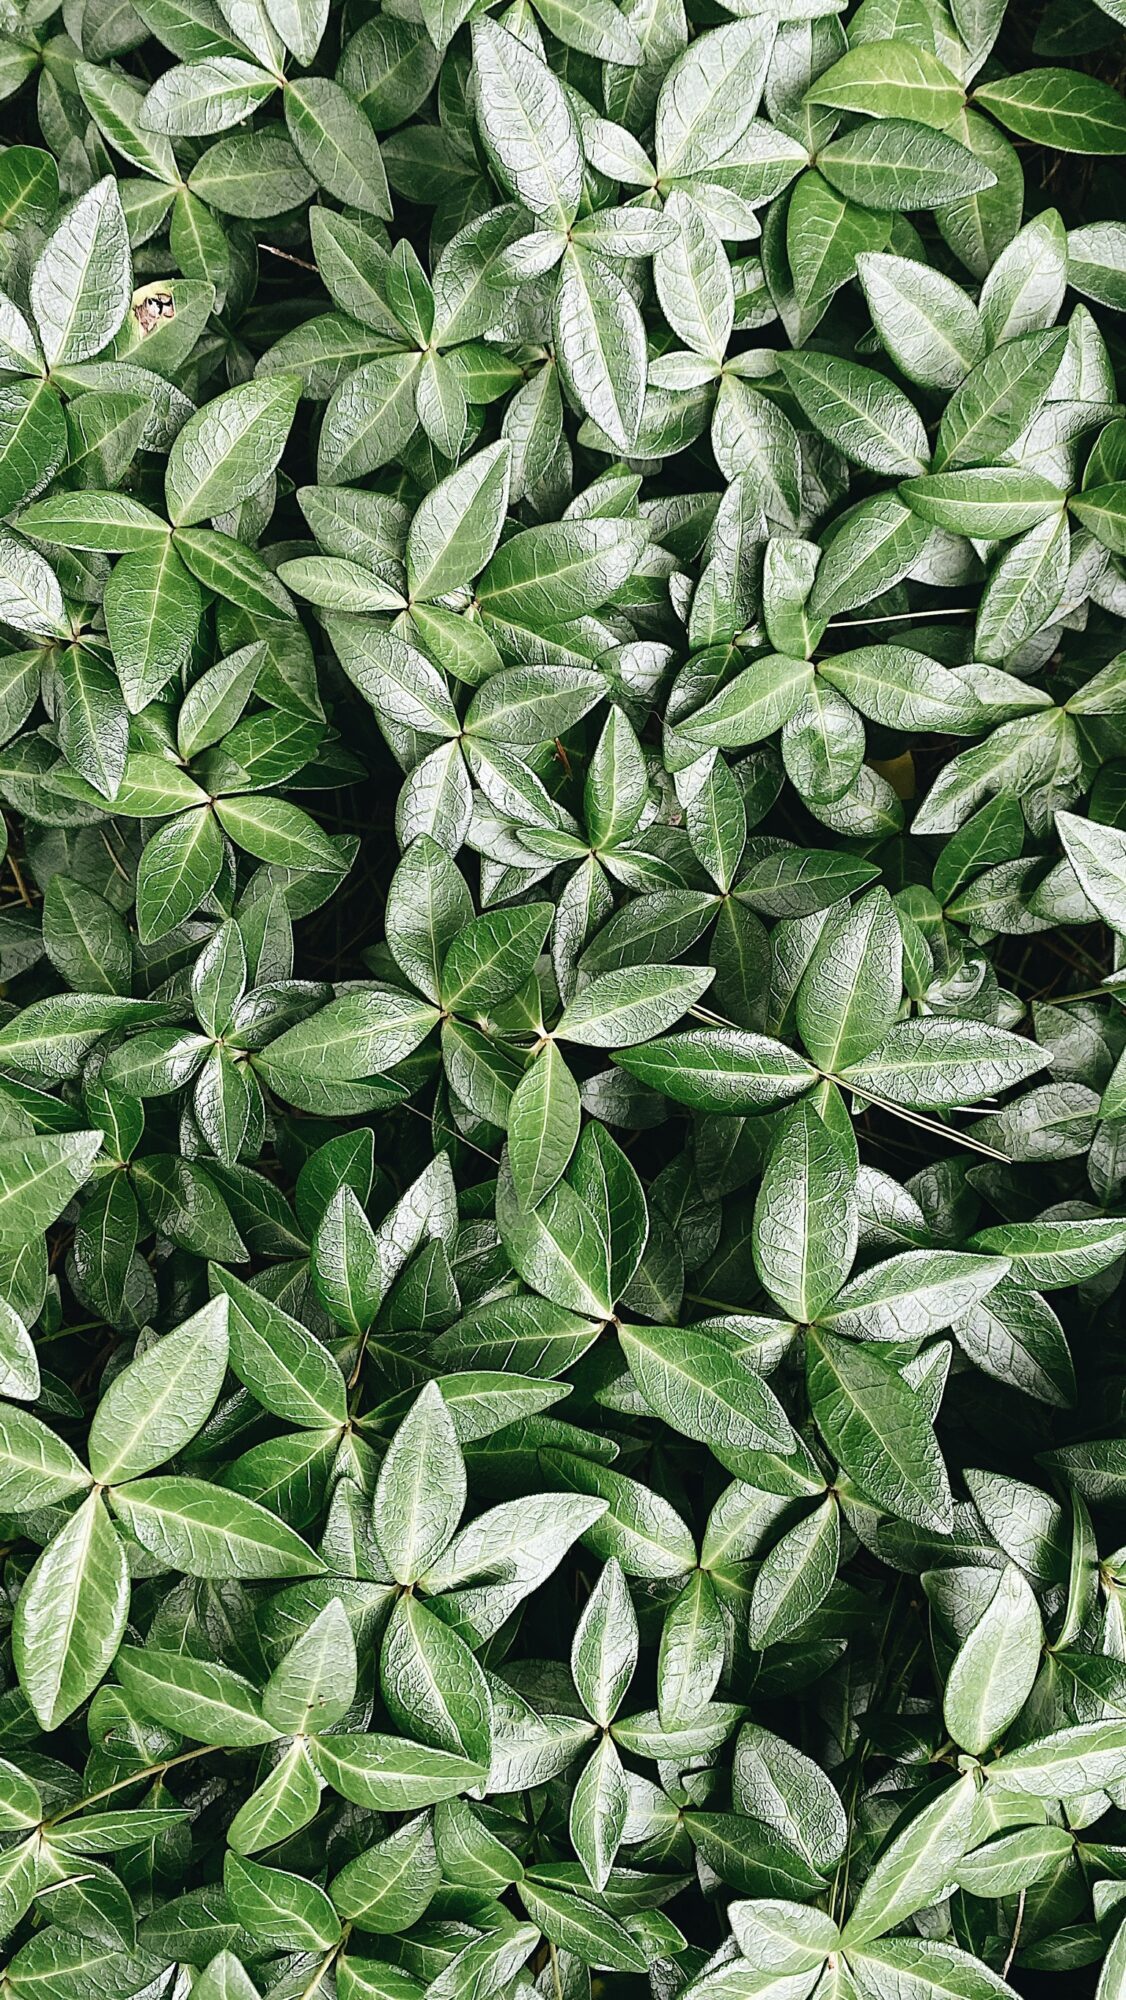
[0,0,1125,1995]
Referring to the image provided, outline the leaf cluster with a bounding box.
[1,0,1126,1996]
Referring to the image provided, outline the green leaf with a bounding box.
[787,173,890,312]
[753,1099,857,1322]
[818,120,998,211]
[681,1807,826,1898]
[1071,482,1126,557]
[331,1813,440,1933]
[571,1557,637,1727]
[318,353,421,481]
[211,1267,347,1426]
[795,887,903,1072]
[570,1732,629,1891]
[713,381,802,519]
[533,0,640,59]
[0,1131,102,1247]
[1067,221,1126,311]
[557,965,714,1049]
[87,1297,229,1483]
[809,42,964,127]
[165,377,300,527]
[434,1797,524,1890]
[555,245,647,452]
[373,1380,465,1584]
[848,1938,1021,1998]
[942,1564,1042,1756]
[39,878,131,997]
[54,643,128,801]
[115,1645,279,1746]
[386,837,473,1002]
[778,352,929,477]
[497,1154,614,1318]
[284,78,390,216]
[266,0,328,62]
[974,511,1070,664]
[542,1447,692,1579]
[987,1720,1126,1796]
[810,493,930,620]
[0,146,57,232]
[747,1493,840,1648]
[839,1017,1047,1110]
[654,20,775,180]
[1056,810,1126,934]
[0,380,67,518]
[974,68,1126,153]
[508,1041,582,1212]
[464,665,606,746]
[406,441,511,602]
[730,1899,840,1977]
[954,1824,1073,1899]
[0,529,69,638]
[0,1759,40,1833]
[818,646,982,734]
[654,189,733,361]
[807,1327,953,1531]
[225,1853,341,1952]
[620,1320,794,1458]
[109,1476,323,1578]
[30,177,131,369]
[614,1028,817,1112]
[657,1566,725,1725]
[0,1300,38,1404]
[471,16,583,228]
[13,1493,129,1730]
[825,1250,1009,1343]
[0,1404,91,1510]
[263,1596,357,1734]
[979,208,1067,344]
[214,794,344,870]
[312,1188,381,1336]
[104,540,205,714]
[259,989,440,1084]
[311,1733,486,1811]
[382,1592,491,1762]
[967,1217,1126,1290]
[142,57,279,136]
[477,519,645,631]
[228,1739,322,1858]
[733,1724,846,1875]
[135,808,224,944]
[857,251,984,390]
[900,467,1067,539]
[841,1771,977,1946]
[933,327,1067,472]
[681,654,814,748]
[517,1878,649,1973]
[0,1839,47,1953]
[441,904,553,1014]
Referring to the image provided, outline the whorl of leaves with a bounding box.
[1,0,1126,1995]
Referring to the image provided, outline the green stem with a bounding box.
[43,1745,215,1828]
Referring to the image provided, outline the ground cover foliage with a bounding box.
[4,0,1126,1995]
